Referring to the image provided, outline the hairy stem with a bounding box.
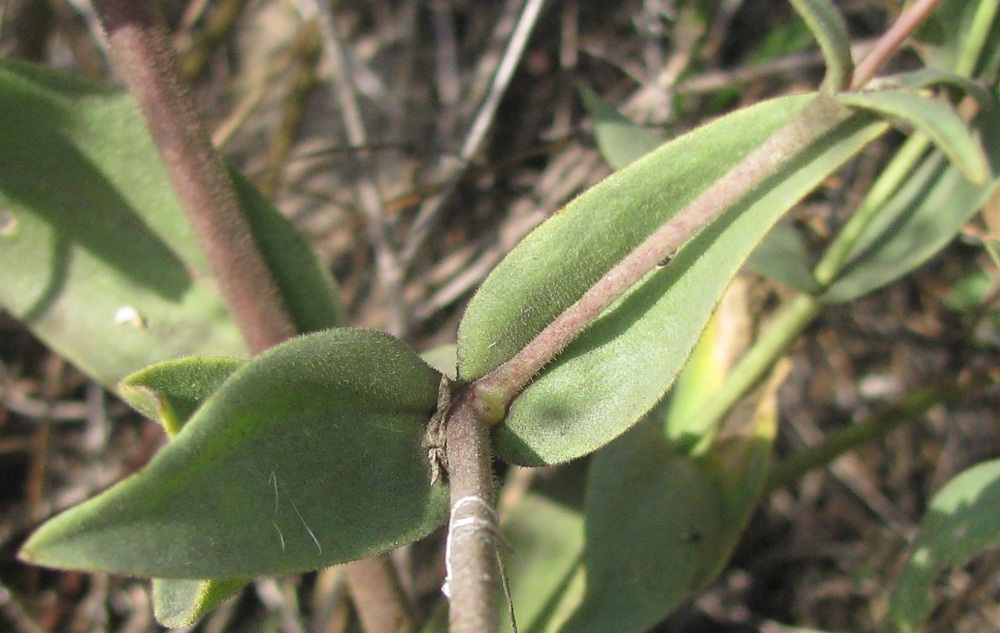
[444,392,501,633]
[472,93,853,419]
[91,0,296,352]
[850,0,946,90]
[90,5,416,632]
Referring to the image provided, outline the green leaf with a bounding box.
[745,220,820,293]
[838,89,991,184]
[459,94,886,466]
[578,85,667,170]
[19,329,448,578]
[890,67,1000,112]
[120,357,249,626]
[152,577,246,628]
[787,0,854,90]
[0,59,344,388]
[119,357,244,436]
[821,118,1000,302]
[558,422,725,633]
[888,458,1000,633]
[231,171,346,333]
[694,362,784,586]
[554,329,781,633]
[501,494,586,633]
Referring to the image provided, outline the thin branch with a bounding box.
[90,0,297,352]
[471,94,854,419]
[850,0,946,90]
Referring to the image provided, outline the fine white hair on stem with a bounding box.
[443,495,499,599]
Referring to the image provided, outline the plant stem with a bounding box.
[850,0,946,90]
[766,369,998,491]
[343,556,416,633]
[471,93,854,420]
[91,0,297,352]
[444,392,501,633]
[687,293,823,452]
[812,132,932,287]
[90,5,417,632]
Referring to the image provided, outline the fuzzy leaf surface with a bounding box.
[0,60,343,387]
[152,578,247,628]
[460,94,886,465]
[120,358,249,624]
[119,357,244,436]
[888,458,1000,633]
[20,329,447,578]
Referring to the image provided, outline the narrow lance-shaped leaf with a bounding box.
[838,88,991,184]
[821,102,1000,303]
[787,0,854,90]
[912,0,1000,76]
[20,329,448,578]
[459,93,887,466]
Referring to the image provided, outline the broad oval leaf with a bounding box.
[20,328,448,578]
[459,94,886,466]
[888,458,1000,633]
[555,317,782,633]
[838,88,991,184]
[0,59,344,387]
[558,422,725,633]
